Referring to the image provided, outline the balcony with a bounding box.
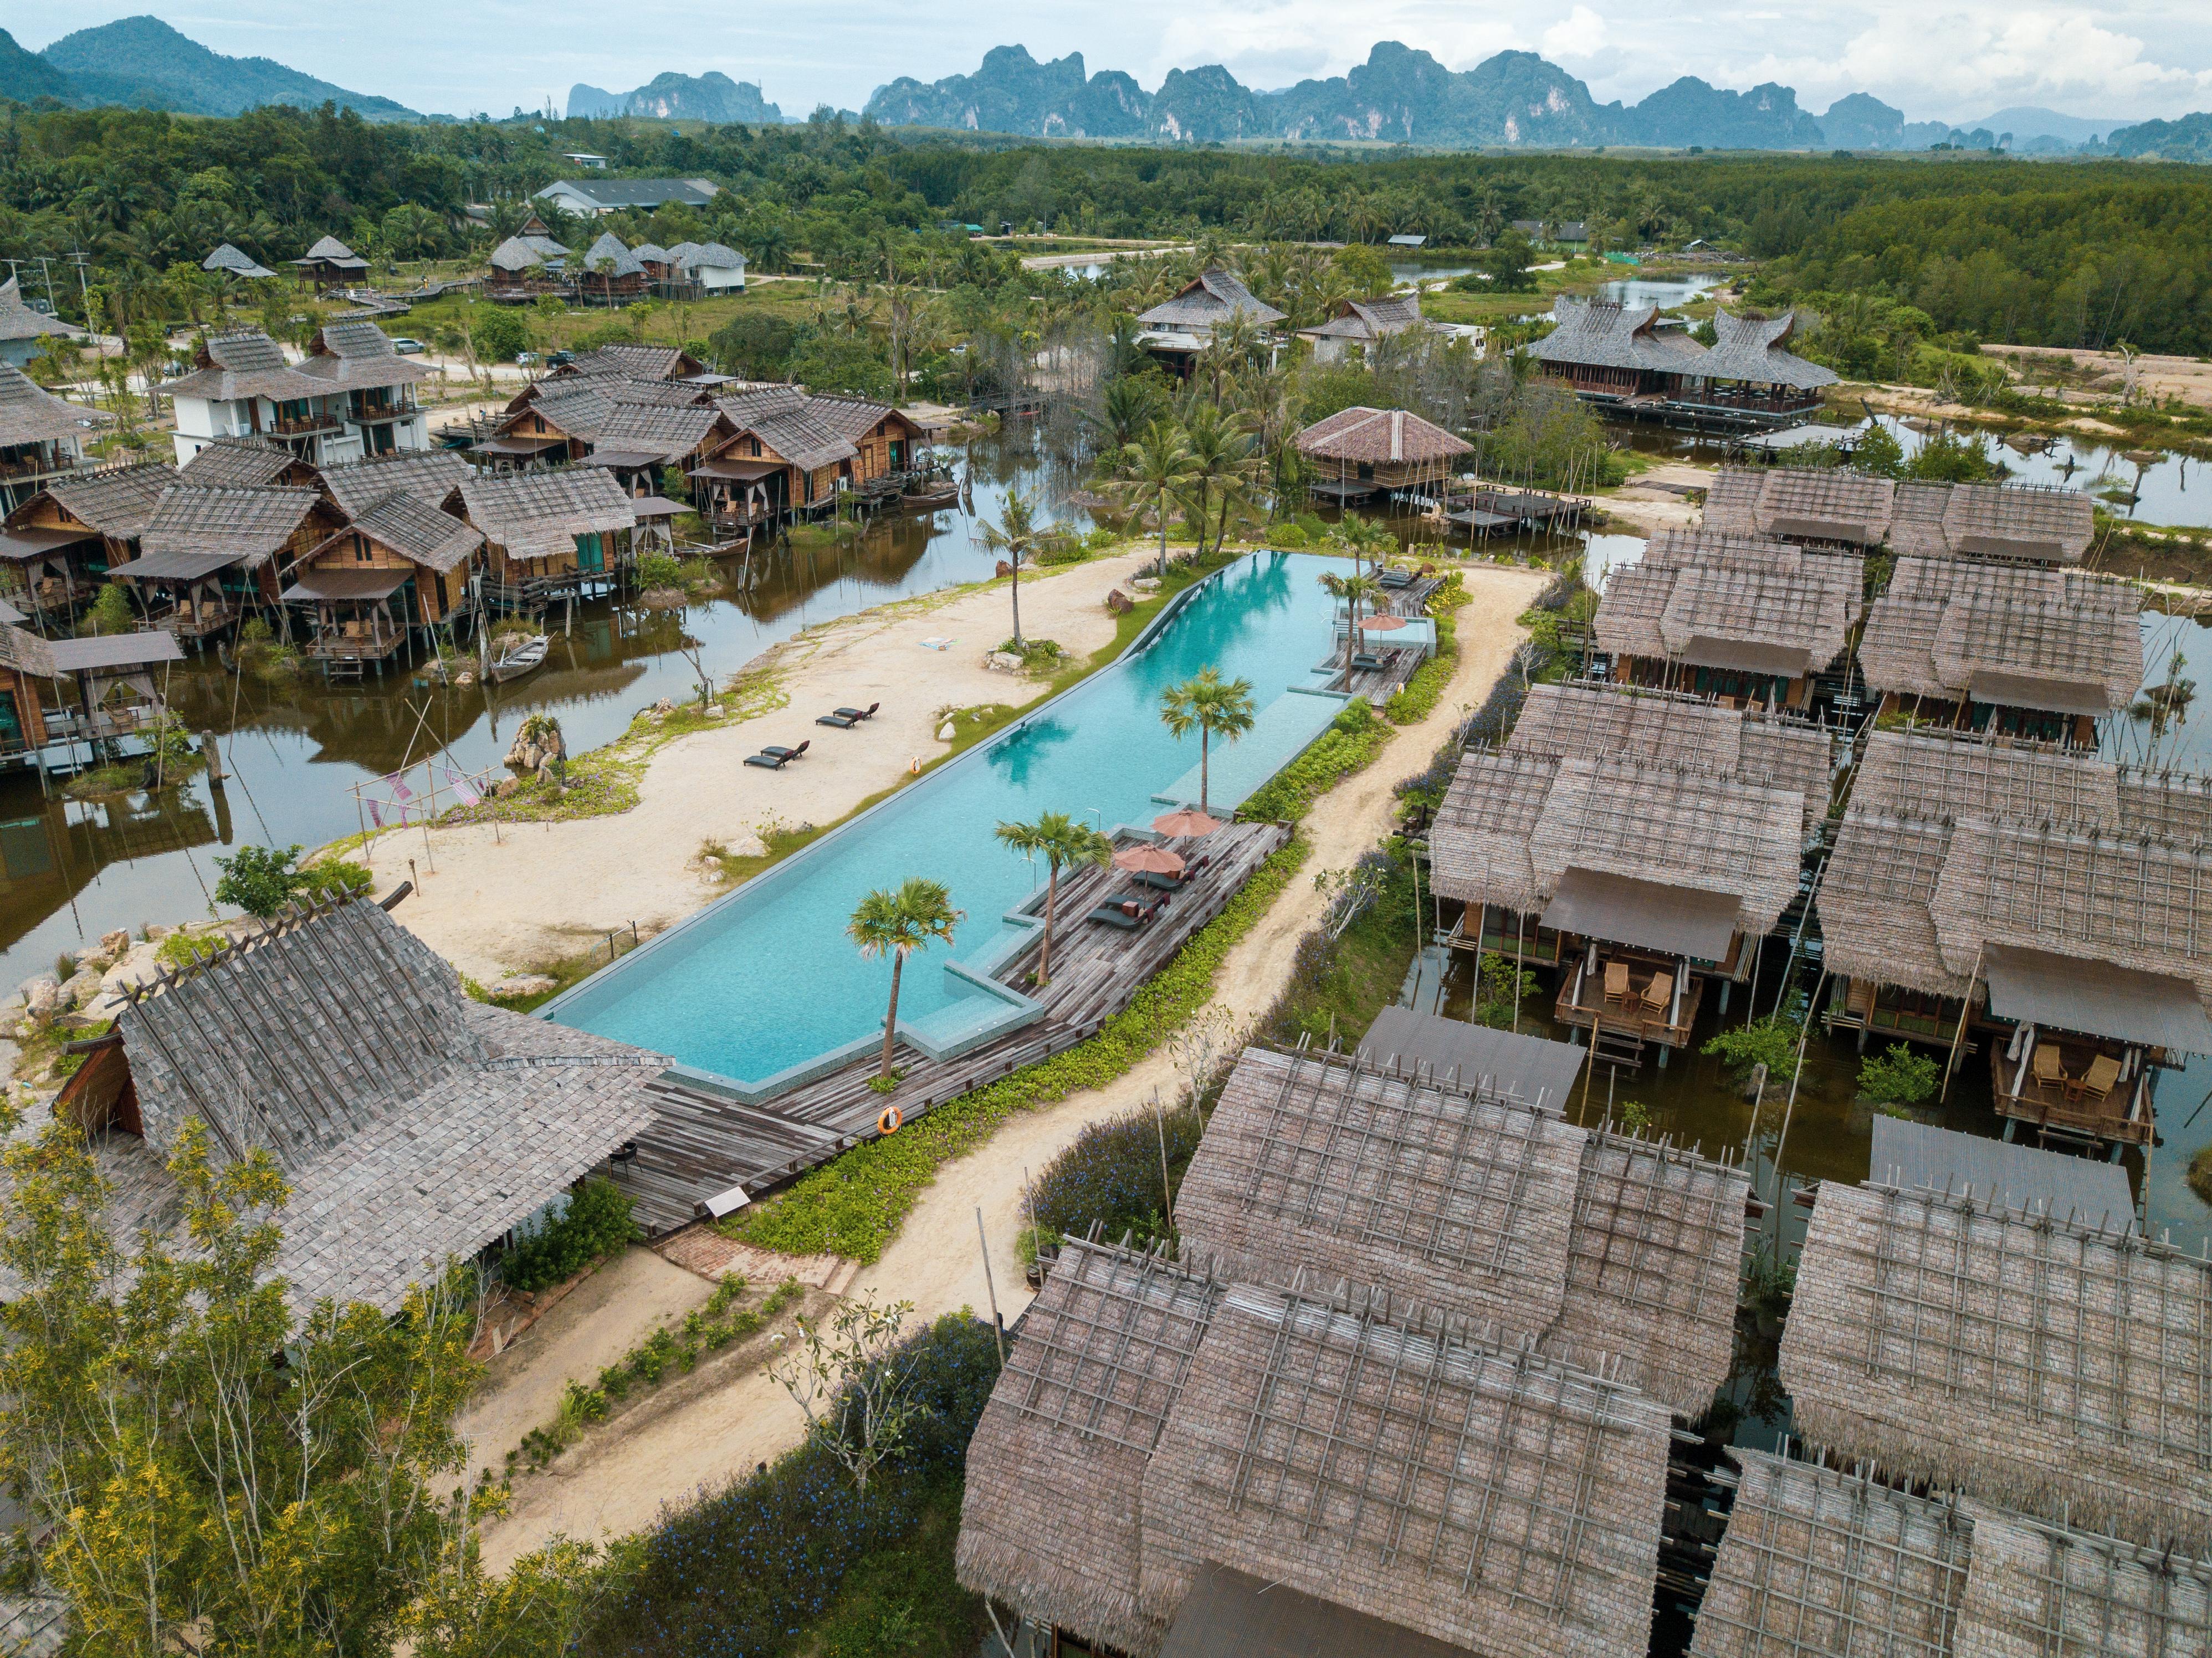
[1989,1037,2154,1148]
[349,392,420,422]
[1554,950,1706,1050]
[269,410,344,437]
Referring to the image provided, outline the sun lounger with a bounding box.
[816,702,880,728]
[1351,652,1385,672]
[744,744,803,770]
[1602,961,1630,1005]
[1640,972,1675,1018]
[2078,1053,2123,1104]
[759,739,808,762]
[1134,869,1187,891]
[1087,895,1161,929]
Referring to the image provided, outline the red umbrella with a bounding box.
[1153,807,1223,838]
[1113,843,1187,876]
[1359,613,1409,631]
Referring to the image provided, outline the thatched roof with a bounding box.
[2116,767,2212,846]
[177,437,303,489]
[713,385,810,425]
[1504,681,1835,828]
[1698,467,1895,546]
[1135,269,1286,332]
[1552,1128,1748,1415]
[579,232,646,279]
[459,468,634,561]
[1696,309,1839,391]
[956,1240,1224,1656]
[1304,293,1424,343]
[1778,1181,2212,1550]
[0,361,98,448]
[295,234,363,267]
[1528,297,1705,374]
[1888,480,2095,565]
[313,492,483,574]
[161,330,324,402]
[23,463,175,539]
[1426,748,1555,914]
[1592,530,1861,680]
[0,625,56,679]
[76,896,664,1313]
[1849,727,2119,827]
[1140,1283,1670,1658]
[1174,1046,1586,1340]
[298,319,424,391]
[562,344,703,381]
[489,236,552,273]
[1858,557,2143,717]
[1294,405,1472,467]
[1692,1451,1972,1658]
[202,243,276,279]
[137,485,322,567]
[1952,1501,2212,1658]
[0,277,83,346]
[319,451,471,520]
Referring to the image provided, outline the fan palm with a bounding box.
[995,811,1113,984]
[1160,668,1257,818]
[976,489,1041,646]
[849,878,965,1081]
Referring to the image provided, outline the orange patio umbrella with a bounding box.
[1359,613,1409,631]
[1113,843,1187,876]
[1152,807,1223,837]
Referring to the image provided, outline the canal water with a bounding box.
[0,429,1098,990]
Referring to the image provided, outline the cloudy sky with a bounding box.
[27,0,2212,126]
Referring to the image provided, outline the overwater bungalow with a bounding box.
[1527,303,1836,431]
[113,484,341,642]
[1297,291,1424,364]
[1292,404,1471,504]
[289,234,369,291]
[284,492,483,674]
[1889,478,2095,563]
[1429,682,1831,1060]
[0,360,102,513]
[1856,556,2143,743]
[694,392,926,526]
[1700,465,1896,547]
[0,463,174,628]
[38,893,663,1314]
[1590,529,1862,709]
[1133,268,1287,377]
[458,467,639,607]
[954,1236,1672,1658]
[1693,1450,2210,1658]
[1819,729,2211,1148]
[1779,1179,2212,1551]
[1680,310,1838,423]
[1178,1042,1748,1414]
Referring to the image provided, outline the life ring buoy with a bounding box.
[877,1105,903,1135]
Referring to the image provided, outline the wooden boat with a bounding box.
[487,635,549,684]
[902,482,960,509]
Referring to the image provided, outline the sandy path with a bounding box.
[848,565,1553,1332]
[383,550,1156,982]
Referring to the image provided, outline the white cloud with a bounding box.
[1542,6,1611,60]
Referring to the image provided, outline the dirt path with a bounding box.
[382,550,1156,983]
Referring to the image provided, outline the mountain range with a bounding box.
[0,17,416,119]
[568,71,783,125]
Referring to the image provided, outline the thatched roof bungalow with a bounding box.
[318,450,472,521]
[1139,1283,1671,1658]
[176,435,316,489]
[1857,556,2143,741]
[1293,405,1471,494]
[111,483,340,637]
[955,1240,1225,1656]
[1950,1501,2212,1658]
[34,894,664,1313]
[290,234,368,289]
[1701,466,1897,547]
[694,393,924,525]
[1778,1181,2212,1550]
[1691,311,1838,410]
[0,460,171,625]
[1528,298,1707,402]
[0,360,101,510]
[1591,530,1862,708]
[1298,293,1426,364]
[1890,480,2095,565]
[458,467,638,586]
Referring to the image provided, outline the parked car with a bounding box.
[546,350,577,367]
[389,336,425,354]
[515,351,539,366]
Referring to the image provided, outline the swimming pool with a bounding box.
[542,552,1356,1096]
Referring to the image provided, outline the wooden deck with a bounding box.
[1318,646,1424,707]
[608,820,1292,1233]
[1554,952,1707,1050]
[1989,1040,2155,1148]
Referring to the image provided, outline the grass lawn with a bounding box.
[400,282,830,358]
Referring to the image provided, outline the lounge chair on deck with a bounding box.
[2031,1044,2066,1091]
[761,739,808,761]
[1134,868,1190,892]
[1087,895,1160,930]
[816,702,880,728]
[2078,1053,2122,1105]
[1602,961,1630,1005]
[744,739,808,770]
[1350,652,1385,672]
[1640,972,1675,1019]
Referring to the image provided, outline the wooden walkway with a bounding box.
[610,821,1292,1234]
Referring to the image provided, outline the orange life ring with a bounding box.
[877,1105,903,1135]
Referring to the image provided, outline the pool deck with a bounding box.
[610,819,1293,1233]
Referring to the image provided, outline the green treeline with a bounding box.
[3,99,2209,352]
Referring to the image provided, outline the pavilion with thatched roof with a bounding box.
[1890,479,2096,565]
[1856,555,2143,743]
[1293,405,1471,498]
[1591,529,1863,709]
[1778,1181,2212,1552]
[1701,466,1897,547]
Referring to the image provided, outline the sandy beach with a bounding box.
[378,548,1159,981]
[465,559,1553,1565]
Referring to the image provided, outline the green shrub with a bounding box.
[300,857,373,901]
[213,843,306,919]
[1028,1108,1205,1253]
[1858,1042,1940,1106]
[76,582,134,638]
[1239,702,1386,822]
[1702,1014,1803,1082]
[499,1177,638,1293]
[636,552,684,589]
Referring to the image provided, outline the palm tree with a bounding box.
[849,878,964,1082]
[1103,417,1197,575]
[1319,570,1383,678]
[996,811,1113,984]
[977,489,1041,647]
[1160,668,1257,817]
[1177,401,1261,559]
[1333,512,1396,578]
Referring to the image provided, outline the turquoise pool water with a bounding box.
[543,552,1354,1092]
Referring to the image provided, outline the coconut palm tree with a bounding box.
[1176,401,1262,559]
[1160,668,1257,818]
[849,878,964,1082]
[977,488,1042,647]
[1332,511,1397,578]
[995,811,1113,984]
[1102,417,1197,575]
[1319,570,1383,678]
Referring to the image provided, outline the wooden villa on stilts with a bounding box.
[111,484,342,644]
[283,493,483,678]
[458,468,639,616]
[1292,405,1471,508]
[0,463,175,630]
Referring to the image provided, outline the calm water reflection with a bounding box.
[0,429,1098,987]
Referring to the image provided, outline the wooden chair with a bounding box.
[1602,961,1630,1005]
[2079,1054,2122,1105]
[2031,1044,2066,1092]
[1641,972,1675,1019]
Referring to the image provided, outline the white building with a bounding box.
[666,240,747,292]
[532,177,719,218]
[160,324,428,469]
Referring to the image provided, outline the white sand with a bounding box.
[380,549,1158,981]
